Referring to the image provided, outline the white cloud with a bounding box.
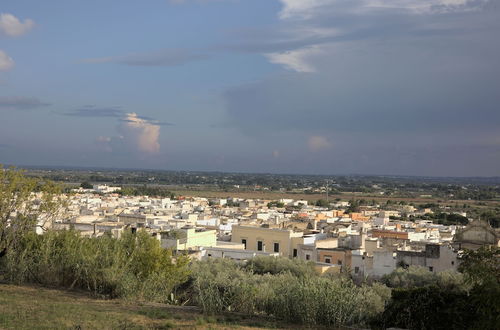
[308,136,331,152]
[266,45,324,73]
[119,113,160,154]
[279,0,333,19]
[279,0,487,18]
[0,50,14,71]
[279,0,490,19]
[361,0,473,13]
[270,0,491,72]
[0,13,35,37]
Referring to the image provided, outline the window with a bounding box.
[306,254,310,260]
[293,249,298,258]
[355,266,359,274]
[242,239,247,249]
[257,240,263,251]
[337,260,342,265]
[429,266,434,272]
[451,261,455,266]
[274,242,280,253]
[325,258,331,264]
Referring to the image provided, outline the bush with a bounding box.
[190,259,267,315]
[261,274,390,326]
[189,258,390,327]
[80,181,93,189]
[1,229,190,302]
[243,256,316,277]
[382,266,464,288]
[375,252,499,329]
[372,285,473,330]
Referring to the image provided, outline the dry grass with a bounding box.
[0,284,284,329]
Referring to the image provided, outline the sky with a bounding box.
[0,0,499,176]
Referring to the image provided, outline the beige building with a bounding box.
[161,227,216,251]
[231,225,303,257]
[118,213,147,225]
[452,220,499,250]
[396,244,459,273]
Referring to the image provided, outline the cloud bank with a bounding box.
[279,0,489,19]
[83,49,208,67]
[63,105,173,126]
[221,0,500,175]
[0,96,50,109]
[63,105,124,118]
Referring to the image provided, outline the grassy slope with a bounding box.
[0,284,283,329]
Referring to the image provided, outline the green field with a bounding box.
[0,284,285,329]
[172,188,500,207]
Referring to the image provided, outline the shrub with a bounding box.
[372,285,472,330]
[1,229,190,302]
[189,258,390,327]
[382,266,464,288]
[243,256,315,277]
[375,250,499,329]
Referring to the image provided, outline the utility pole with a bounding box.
[326,180,329,203]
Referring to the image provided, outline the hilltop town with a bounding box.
[51,182,499,280]
[1,167,499,329]
[3,1,500,328]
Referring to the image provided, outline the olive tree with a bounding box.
[0,165,65,257]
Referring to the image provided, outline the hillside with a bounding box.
[0,284,285,329]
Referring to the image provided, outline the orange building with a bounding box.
[317,248,352,270]
[315,213,327,221]
[332,210,345,217]
[350,212,370,221]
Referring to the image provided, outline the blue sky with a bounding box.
[1,0,499,176]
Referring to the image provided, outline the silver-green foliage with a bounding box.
[0,166,64,254]
[243,255,316,277]
[190,258,390,327]
[382,266,464,288]
[2,229,190,302]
